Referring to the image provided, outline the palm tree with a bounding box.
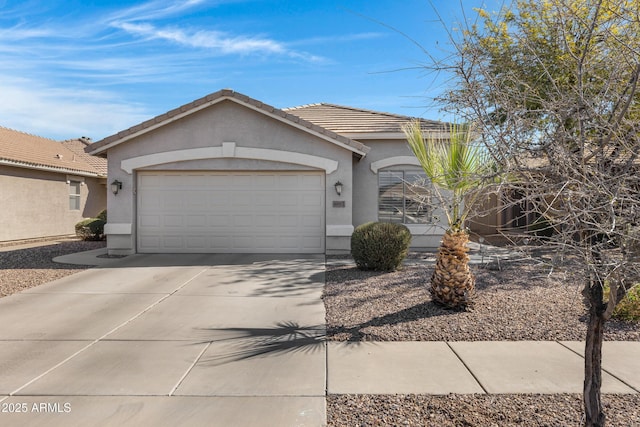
[403,120,492,310]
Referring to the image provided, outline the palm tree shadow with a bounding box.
[196,321,326,366]
[328,301,458,341]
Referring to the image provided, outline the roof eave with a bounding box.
[87,92,370,158]
[342,131,451,141]
[0,158,104,178]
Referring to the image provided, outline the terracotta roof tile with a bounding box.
[60,138,108,176]
[0,127,103,176]
[283,103,447,136]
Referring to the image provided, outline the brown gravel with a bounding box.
[0,239,106,297]
[324,255,640,426]
[327,394,640,426]
[324,257,640,342]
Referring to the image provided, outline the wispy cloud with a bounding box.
[113,21,288,55]
[290,32,385,47]
[107,0,211,23]
[104,0,325,60]
[0,76,150,140]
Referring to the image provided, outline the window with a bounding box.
[378,170,432,224]
[69,181,81,210]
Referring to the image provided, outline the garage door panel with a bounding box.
[139,214,162,227]
[163,215,184,227]
[185,236,207,249]
[232,215,254,227]
[209,215,230,227]
[254,215,277,227]
[278,215,299,227]
[302,215,323,227]
[185,215,207,227]
[137,171,325,253]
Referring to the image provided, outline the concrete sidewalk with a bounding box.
[327,341,640,395]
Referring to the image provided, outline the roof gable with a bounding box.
[87,89,370,157]
[283,103,447,139]
[0,127,104,177]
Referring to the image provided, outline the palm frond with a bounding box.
[403,119,493,229]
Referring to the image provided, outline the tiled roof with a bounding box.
[88,89,370,157]
[283,103,447,137]
[0,126,103,177]
[60,137,108,176]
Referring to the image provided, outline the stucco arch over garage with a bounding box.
[120,143,339,174]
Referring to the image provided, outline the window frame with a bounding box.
[69,180,81,211]
[377,169,432,225]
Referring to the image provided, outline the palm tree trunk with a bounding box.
[430,230,476,310]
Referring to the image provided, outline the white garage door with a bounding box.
[137,171,325,253]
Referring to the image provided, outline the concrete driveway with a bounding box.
[0,254,327,426]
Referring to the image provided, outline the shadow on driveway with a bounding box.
[196,321,326,366]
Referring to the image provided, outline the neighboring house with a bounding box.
[86,89,452,255]
[0,127,107,243]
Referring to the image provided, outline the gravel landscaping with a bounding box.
[324,255,640,342]
[327,394,640,426]
[324,253,640,426]
[0,239,105,297]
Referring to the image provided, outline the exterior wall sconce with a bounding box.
[334,181,343,196]
[111,180,122,195]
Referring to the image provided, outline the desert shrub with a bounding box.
[351,221,412,271]
[605,284,640,322]
[75,218,106,241]
[97,209,107,221]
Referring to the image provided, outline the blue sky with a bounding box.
[0,0,501,141]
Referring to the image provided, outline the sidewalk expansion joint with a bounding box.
[446,342,489,394]
[556,340,640,393]
[169,341,212,396]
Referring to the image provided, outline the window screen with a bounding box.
[69,181,81,210]
[378,170,431,224]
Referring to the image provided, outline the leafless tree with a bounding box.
[424,0,640,425]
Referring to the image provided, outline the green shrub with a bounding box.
[75,218,106,241]
[97,209,107,221]
[605,284,640,322]
[351,221,412,271]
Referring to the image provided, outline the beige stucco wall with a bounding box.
[0,165,106,242]
[104,99,355,254]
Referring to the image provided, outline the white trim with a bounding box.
[121,144,339,173]
[370,156,421,173]
[222,141,236,157]
[326,225,354,236]
[66,175,86,184]
[105,223,132,235]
